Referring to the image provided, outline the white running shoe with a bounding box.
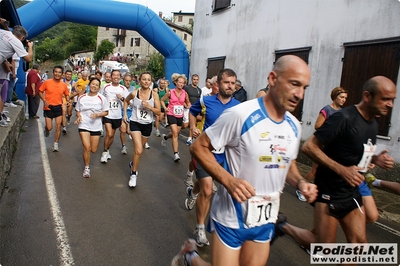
[174,153,180,162]
[155,129,161,137]
[4,102,17,108]
[186,138,193,146]
[129,173,137,188]
[83,168,90,178]
[212,181,218,193]
[107,151,111,160]
[296,190,307,202]
[184,172,194,187]
[52,142,59,152]
[2,113,10,122]
[144,142,150,149]
[121,145,127,154]
[161,134,167,147]
[193,227,210,247]
[0,119,8,127]
[100,151,108,163]
[62,127,67,135]
[171,239,198,266]
[184,187,196,210]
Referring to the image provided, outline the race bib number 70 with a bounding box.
[246,191,280,228]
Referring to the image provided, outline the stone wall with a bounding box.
[0,105,25,197]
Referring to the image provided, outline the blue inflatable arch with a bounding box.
[16,0,189,99]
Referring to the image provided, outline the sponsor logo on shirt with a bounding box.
[264,164,286,169]
[322,194,331,200]
[259,156,273,162]
[259,131,272,142]
[251,113,261,124]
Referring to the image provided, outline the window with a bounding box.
[135,38,140,47]
[178,15,183,22]
[106,27,109,31]
[207,56,226,79]
[213,0,231,12]
[184,33,187,41]
[275,46,312,122]
[121,38,125,47]
[189,18,193,24]
[131,38,134,47]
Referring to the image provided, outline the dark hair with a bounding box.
[330,86,347,101]
[95,70,102,76]
[111,69,121,76]
[53,65,64,73]
[89,77,101,85]
[217,68,237,83]
[65,70,72,74]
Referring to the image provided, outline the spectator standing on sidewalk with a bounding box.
[25,64,42,119]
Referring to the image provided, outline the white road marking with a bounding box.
[374,221,400,237]
[38,120,75,265]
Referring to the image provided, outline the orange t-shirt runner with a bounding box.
[39,79,70,110]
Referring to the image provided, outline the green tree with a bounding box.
[35,37,64,62]
[64,23,97,56]
[146,53,164,79]
[94,40,115,62]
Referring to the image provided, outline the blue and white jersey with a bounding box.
[205,97,301,229]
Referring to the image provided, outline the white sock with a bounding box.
[186,170,193,176]
[372,179,381,187]
[196,224,205,229]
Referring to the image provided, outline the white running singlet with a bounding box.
[102,84,129,119]
[205,97,302,229]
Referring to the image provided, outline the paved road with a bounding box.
[1,117,399,266]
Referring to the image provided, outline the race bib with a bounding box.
[109,100,120,110]
[246,192,280,228]
[173,105,184,116]
[357,138,377,173]
[137,107,151,122]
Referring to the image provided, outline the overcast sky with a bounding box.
[115,0,196,18]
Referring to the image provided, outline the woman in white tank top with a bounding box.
[123,72,161,188]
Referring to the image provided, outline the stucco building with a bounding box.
[97,11,193,63]
[190,0,400,162]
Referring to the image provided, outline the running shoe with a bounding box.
[107,151,111,160]
[83,168,90,178]
[185,186,196,210]
[161,134,167,147]
[365,173,376,188]
[212,181,218,193]
[44,127,50,137]
[52,142,59,152]
[128,161,137,188]
[186,138,193,146]
[121,145,127,155]
[296,190,307,202]
[193,227,210,247]
[100,130,104,137]
[184,172,194,187]
[67,115,71,125]
[100,151,108,163]
[144,142,150,149]
[155,129,161,137]
[2,113,10,122]
[62,126,67,135]
[171,239,198,266]
[4,102,17,108]
[0,119,8,127]
[174,152,181,162]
